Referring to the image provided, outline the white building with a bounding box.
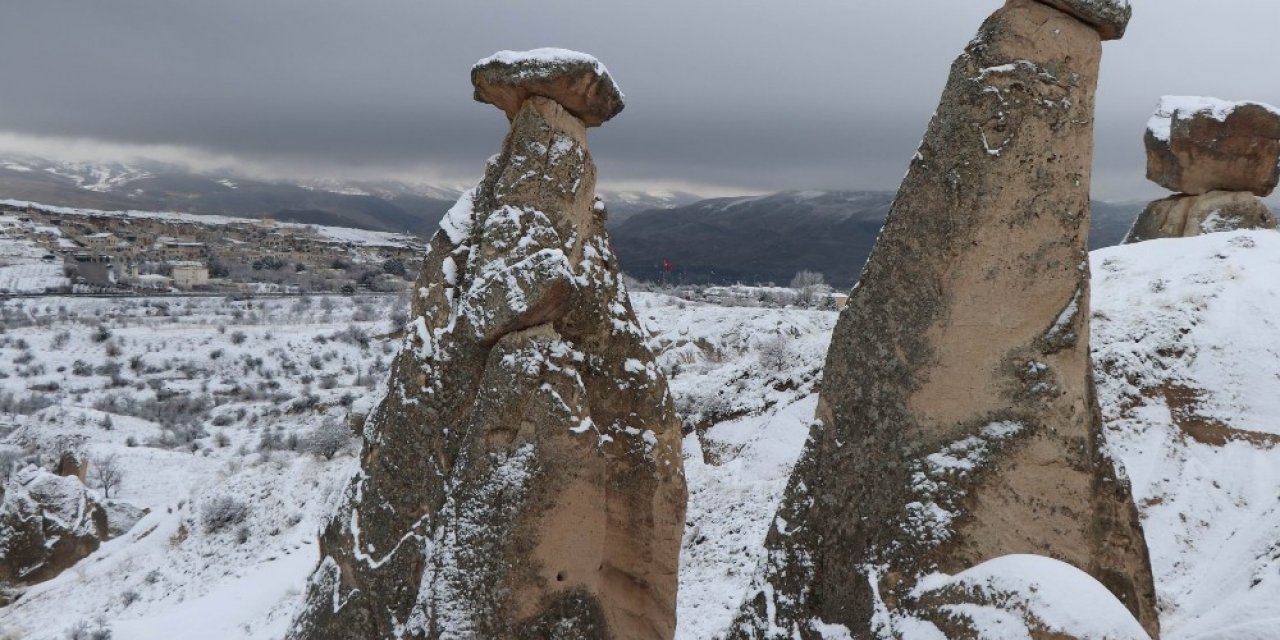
[171,261,209,289]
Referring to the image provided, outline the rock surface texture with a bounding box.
[729,1,1159,638]
[472,48,625,127]
[1125,191,1277,244]
[1145,96,1280,197]
[0,466,109,586]
[1039,0,1132,40]
[289,49,686,640]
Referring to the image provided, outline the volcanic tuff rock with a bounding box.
[289,49,685,640]
[1145,96,1280,197]
[1124,191,1277,244]
[472,48,625,127]
[1039,0,1132,40]
[0,467,109,586]
[729,1,1158,637]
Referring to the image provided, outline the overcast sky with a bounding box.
[1,0,1277,200]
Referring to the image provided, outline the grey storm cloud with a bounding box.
[1,0,1278,198]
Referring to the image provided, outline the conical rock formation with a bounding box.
[730,1,1158,637]
[289,49,685,640]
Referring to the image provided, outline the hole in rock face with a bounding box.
[556,571,566,582]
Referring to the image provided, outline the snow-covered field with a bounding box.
[2,229,1279,639]
[0,227,68,294]
[0,294,402,638]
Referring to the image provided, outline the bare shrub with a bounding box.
[201,495,250,533]
[303,418,353,460]
[65,619,112,640]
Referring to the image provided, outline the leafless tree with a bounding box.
[789,270,831,307]
[91,453,124,499]
[757,333,793,372]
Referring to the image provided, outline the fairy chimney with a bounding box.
[730,1,1159,637]
[289,49,686,640]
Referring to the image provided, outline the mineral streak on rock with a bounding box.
[1125,191,1277,244]
[729,1,1158,637]
[289,49,685,640]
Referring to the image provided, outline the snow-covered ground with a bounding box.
[0,230,67,294]
[0,294,400,638]
[3,228,1280,639]
[1094,230,1280,640]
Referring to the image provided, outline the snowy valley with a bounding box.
[0,228,1277,639]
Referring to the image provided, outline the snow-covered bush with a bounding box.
[303,418,353,460]
[200,495,250,533]
[757,333,793,371]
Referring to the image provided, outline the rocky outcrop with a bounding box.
[1128,96,1280,244]
[1038,0,1132,40]
[0,466,109,586]
[730,1,1158,638]
[56,451,87,482]
[472,49,625,127]
[1125,191,1277,243]
[289,49,685,640]
[1145,96,1280,197]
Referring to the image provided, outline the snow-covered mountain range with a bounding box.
[0,154,699,235]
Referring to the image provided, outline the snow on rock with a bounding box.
[1144,96,1280,197]
[901,554,1150,639]
[439,188,476,246]
[473,47,611,78]
[471,47,625,127]
[0,466,109,587]
[1146,96,1280,143]
[1093,230,1280,639]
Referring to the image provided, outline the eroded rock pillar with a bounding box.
[290,49,685,640]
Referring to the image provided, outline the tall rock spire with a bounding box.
[731,1,1159,637]
[289,48,686,640]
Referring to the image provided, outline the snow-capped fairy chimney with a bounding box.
[289,49,686,640]
[730,1,1160,637]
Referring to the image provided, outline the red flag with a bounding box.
[662,259,673,273]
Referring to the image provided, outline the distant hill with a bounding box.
[0,155,1142,287]
[611,191,1142,288]
[0,154,698,236]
